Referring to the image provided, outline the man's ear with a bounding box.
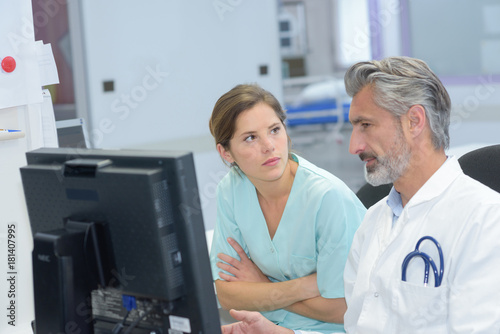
[407,104,426,136]
[217,143,234,164]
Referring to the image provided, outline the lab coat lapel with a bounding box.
[405,157,462,209]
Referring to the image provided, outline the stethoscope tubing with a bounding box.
[401,236,444,287]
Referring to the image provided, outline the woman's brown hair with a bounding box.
[209,84,291,165]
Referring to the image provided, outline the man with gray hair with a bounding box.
[221,56,500,333]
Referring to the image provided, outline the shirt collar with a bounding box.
[386,186,403,221]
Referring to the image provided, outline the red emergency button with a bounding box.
[1,56,16,73]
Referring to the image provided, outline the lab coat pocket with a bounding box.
[393,280,449,333]
[289,254,316,278]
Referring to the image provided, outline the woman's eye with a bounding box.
[271,126,281,134]
[244,135,255,142]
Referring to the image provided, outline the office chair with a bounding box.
[458,144,500,193]
[356,182,392,209]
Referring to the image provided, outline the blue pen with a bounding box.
[0,129,21,132]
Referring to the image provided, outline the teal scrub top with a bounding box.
[210,154,366,333]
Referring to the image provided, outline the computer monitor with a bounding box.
[20,147,221,334]
[56,118,91,149]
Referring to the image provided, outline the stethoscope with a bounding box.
[401,236,444,287]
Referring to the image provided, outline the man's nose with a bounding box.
[349,130,365,155]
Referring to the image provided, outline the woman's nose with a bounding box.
[262,137,275,153]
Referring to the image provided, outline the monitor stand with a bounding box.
[31,221,111,334]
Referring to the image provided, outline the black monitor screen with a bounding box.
[20,147,221,334]
[56,118,90,149]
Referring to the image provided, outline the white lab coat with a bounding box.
[343,157,500,333]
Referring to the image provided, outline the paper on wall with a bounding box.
[40,89,58,147]
[24,89,58,150]
[0,1,43,109]
[35,41,60,86]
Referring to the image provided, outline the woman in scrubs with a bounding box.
[208,84,366,333]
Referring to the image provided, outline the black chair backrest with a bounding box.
[356,182,392,209]
[458,144,500,193]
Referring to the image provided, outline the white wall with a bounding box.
[71,0,283,150]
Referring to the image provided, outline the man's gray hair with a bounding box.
[344,56,451,150]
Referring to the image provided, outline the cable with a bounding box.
[123,308,154,334]
[111,295,137,334]
[111,310,130,334]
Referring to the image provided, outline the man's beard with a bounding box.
[360,128,411,186]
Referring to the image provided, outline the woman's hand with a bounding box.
[217,238,270,283]
[221,310,293,334]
